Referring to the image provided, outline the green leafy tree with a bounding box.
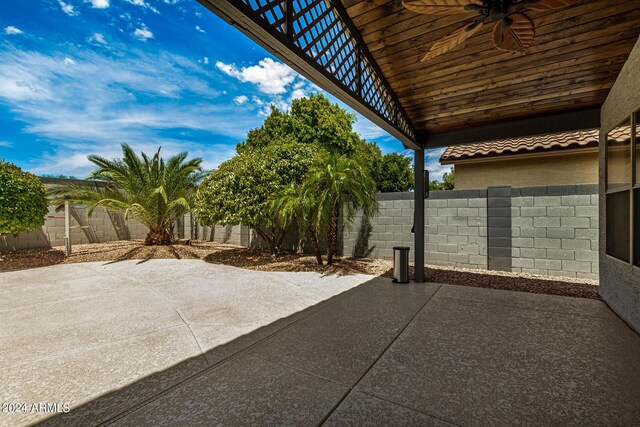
[239,94,363,156]
[288,94,361,155]
[198,94,383,258]
[378,153,413,192]
[49,144,203,245]
[195,142,317,256]
[304,152,378,264]
[237,107,291,154]
[429,167,455,191]
[0,161,48,236]
[357,140,383,186]
[238,94,385,184]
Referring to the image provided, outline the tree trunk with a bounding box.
[297,236,305,254]
[307,227,323,265]
[255,227,278,257]
[327,205,339,265]
[271,226,283,258]
[145,227,173,245]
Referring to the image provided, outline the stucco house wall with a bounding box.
[454,150,598,190]
[599,37,640,334]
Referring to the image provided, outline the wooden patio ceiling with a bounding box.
[342,0,640,147]
[202,0,639,148]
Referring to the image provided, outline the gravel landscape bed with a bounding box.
[0,240,599,299]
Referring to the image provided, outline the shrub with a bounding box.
[195,142,316,256]
[0,161,48,236]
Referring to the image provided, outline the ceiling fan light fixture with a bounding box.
[404,0,581,61]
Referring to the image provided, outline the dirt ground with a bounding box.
[0,240,600,299]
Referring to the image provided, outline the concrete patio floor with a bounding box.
[0,260,371,427]
[1,261,640,426]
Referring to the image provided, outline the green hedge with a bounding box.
[0,162,48,236]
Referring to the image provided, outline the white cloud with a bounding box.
[89,33,107,45]
[86,0,109,8]
[215,58,324,119]
[4,26,23,35]
[0,141,12,147]
[63,57,76,65]
[133,25,154,41]
[0,47,257,176]
[195,25,205,33]
[58,1,79,16]
[215,58,297,95]
[126,0,159,13]
[198,56,209,65]
[257,96,289,117]
[424,147,450,181]
[289,88,306,101]
[31,142,236,177]
[233,95,248,105]
[352,119,389,140]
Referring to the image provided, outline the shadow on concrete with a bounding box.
[40,278,387,426]
[27,276,640,426]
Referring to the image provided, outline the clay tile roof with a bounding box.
[439,127,631,164]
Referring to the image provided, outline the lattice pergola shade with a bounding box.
[237,0,416,142]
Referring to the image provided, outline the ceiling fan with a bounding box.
[402,0,581,61]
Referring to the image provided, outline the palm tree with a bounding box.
[49,144,203,245]
[270,183,324,265]
[304,152,378,264]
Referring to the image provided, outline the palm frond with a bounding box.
[47,145,203,238]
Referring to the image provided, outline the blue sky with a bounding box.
[0,0,449,179]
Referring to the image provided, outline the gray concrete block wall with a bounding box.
[2,177,599,282]
[344,184,599,281]
[1,206,247,252]
[510,185,599,280]
[207,224,248,246]
[425,192,487,269]
[1,205,151,252]
[487,186,512,271]
[344,197,416,263]
[343,190,488,270]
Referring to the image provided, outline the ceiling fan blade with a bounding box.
[403,0,480,15]
[524,0,581,11]
[492,13,535,54]
[422,21,483,61]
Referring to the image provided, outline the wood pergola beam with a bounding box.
[198,0,420,150]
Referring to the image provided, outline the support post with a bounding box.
[64,201,71,256]
[414,149,425,283]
